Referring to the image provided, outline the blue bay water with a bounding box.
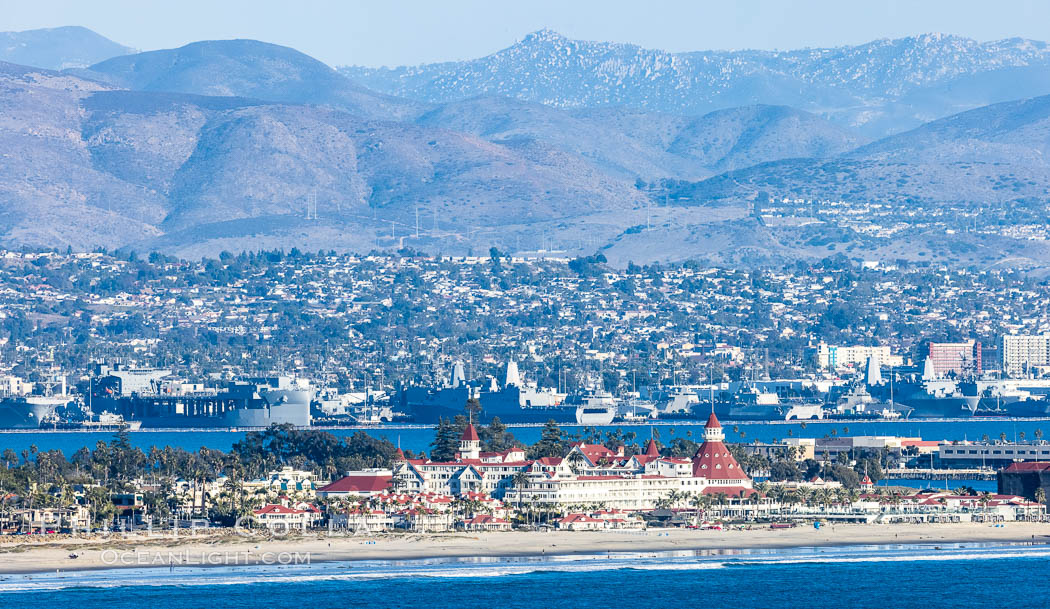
[1,543,1048,608]
[2,418,1048,456]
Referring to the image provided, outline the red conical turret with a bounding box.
[644,438,660,457]
[461,423,480,442]
[692,411,746,481]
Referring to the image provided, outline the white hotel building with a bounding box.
[391,415,755,511]
[505,414,755,510]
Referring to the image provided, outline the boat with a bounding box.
[0,395,73,429]
[53,412,143,431]
[725,383,824,420]
[90,365,314,428]
[867,357,979,418]
[569,389,618,425]
[830,383,911,419]
[0,372,81,429]
[401,359,573,424]
[617,397,656,422]
[646,386,701,418]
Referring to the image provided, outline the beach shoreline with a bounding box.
[2,522,1049,576]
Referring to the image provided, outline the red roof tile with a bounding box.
[461,424,480,441]
[692,438,748,480]
[318,474,392,493]
[1003,461,1050,472]
[644,438,660,457]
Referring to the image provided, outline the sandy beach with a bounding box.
[2,522,1049,575]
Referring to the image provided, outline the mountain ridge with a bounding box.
[76,39,423,120]
[0,25,134,70]
[341,30,1050,136]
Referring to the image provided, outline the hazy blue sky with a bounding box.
[5,0,1050,67]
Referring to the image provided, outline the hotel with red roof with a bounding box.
[388,414,755,511]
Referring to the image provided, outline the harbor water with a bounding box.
[2,418,1049,456]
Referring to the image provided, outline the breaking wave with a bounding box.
[2,542,1047,593]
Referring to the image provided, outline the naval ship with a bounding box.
[867,356,979,418]
[0,374,80,429]
[0,395,74,429]
[401,360,573,424]
[89,363,313,428]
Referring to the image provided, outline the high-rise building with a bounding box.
[926,341,981,377]
[815,343,901,370]
[1002,334,1050,378]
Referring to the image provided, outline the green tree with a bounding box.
[528,420,567,459]
[430,418,460,462]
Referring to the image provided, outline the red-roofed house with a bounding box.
[644,438,660,457]
[690,413,751,487]
[316,471,393,498]
[557,513,606,531]
[252,503,323,531]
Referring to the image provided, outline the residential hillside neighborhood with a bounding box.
[3,248,1050,401]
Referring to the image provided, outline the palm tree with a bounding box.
[511,471,530,519]
[689,493,709,522]
[978,492,992,521]
[1035,488,1046,521]
[714,492,729,518]
[815,488,832,512]
[567,451,586,474]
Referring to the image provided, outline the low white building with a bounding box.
[252,503,323,531]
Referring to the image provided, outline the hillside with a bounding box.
[667,93,1050,208]
[0,62,641,256]
[0,26,133,70]
[3,30,1050,268]
[75,39,422,120]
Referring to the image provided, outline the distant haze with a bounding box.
[5,0,1050,67]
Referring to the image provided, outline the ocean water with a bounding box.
[1,543,1047,608]
[877,478,998,492]
[3,417,1049,456]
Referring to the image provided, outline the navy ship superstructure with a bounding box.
[90,364,313,428]
[401,360,571,424]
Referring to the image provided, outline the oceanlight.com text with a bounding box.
[99,550,311,566]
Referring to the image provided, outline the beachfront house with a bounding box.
[252,503,323,531]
